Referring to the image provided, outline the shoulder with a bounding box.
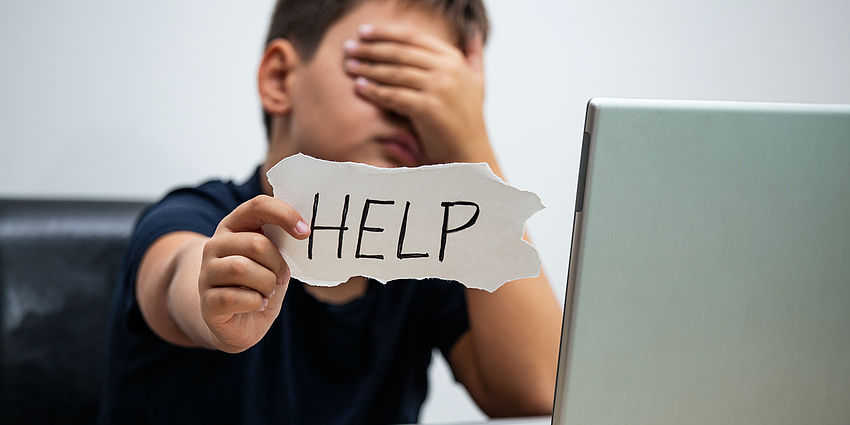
[148,169,261,221]
[136,168,262,238]
[123,168,262,277]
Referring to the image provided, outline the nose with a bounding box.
[381,110,415,133]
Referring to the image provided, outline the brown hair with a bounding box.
[261,0,490,139]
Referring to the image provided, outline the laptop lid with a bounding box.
[553,98,850,425]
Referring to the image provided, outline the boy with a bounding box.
[101,0,561,423]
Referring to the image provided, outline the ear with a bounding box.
[464,29,484,76]
[258,39,300,117]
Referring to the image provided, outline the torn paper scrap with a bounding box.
[262,153,543,292]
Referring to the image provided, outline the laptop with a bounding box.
[552,98,850,424]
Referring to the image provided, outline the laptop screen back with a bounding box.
[554,99,850,425]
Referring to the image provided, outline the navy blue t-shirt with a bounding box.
[101,168,469,425]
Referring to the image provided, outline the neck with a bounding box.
[259,160,274,196]
[261,126,298,197]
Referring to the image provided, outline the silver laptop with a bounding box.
[553,98,850,425]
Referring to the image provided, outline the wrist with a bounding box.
[195,307,242,352]
[167,281,226,351]
[168,295,214,350]
[449,134,503,178]
[427,127,500,170]
[196,318,226,351]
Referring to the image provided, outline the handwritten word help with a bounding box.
[262,154,542,292]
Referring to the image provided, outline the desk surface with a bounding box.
[445,417,550,425]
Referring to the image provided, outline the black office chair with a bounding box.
[0,199,148,424]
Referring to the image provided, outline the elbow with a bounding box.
[513,383,555,417]
[481,378,555,418]
[510,362,558,416]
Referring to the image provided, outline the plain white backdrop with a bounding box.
[2,0,848,422]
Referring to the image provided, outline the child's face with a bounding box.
[270,0,457,168]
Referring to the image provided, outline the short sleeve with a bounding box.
[124,170,260,286]
[125,187,231,285]
[420,279,469,361]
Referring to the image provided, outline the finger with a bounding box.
[204,255,277,298]
[464,30,484,75]
[205,232,288,283]
[354,77,424,117]
[344,39,434,70]
[218,195,310,239]
[203,286,266,316]
[344,59,428,90]
[357,23,453,54]
[265,268,291,313]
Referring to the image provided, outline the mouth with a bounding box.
[376,131,423,167]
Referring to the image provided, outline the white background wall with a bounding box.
[1,0,848,422]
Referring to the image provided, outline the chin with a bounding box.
[348,152,404,169]
[369,157,402,169]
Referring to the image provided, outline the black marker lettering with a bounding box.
[397,201,429,259]
[356,199,394,260]
[308,193,350,259]
[439,201,480,262]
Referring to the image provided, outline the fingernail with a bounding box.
[358,24,374,36]
[355,76,369,88]
[295,220,309,235]
[270,287,276,298]
[260,297,269,311]
[343,38,358,53]
[344,58,360,71]
[278,269,291,286]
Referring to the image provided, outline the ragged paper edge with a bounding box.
[265,153,545,292]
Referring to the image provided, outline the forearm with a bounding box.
[136,233,217,350]
[465,272,561,414]
[457,145,561,413]
[165,238,219,350]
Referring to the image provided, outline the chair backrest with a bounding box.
[0,199,149,424]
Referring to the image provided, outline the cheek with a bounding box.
[291,66,383,158]
[336,91,383,138]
